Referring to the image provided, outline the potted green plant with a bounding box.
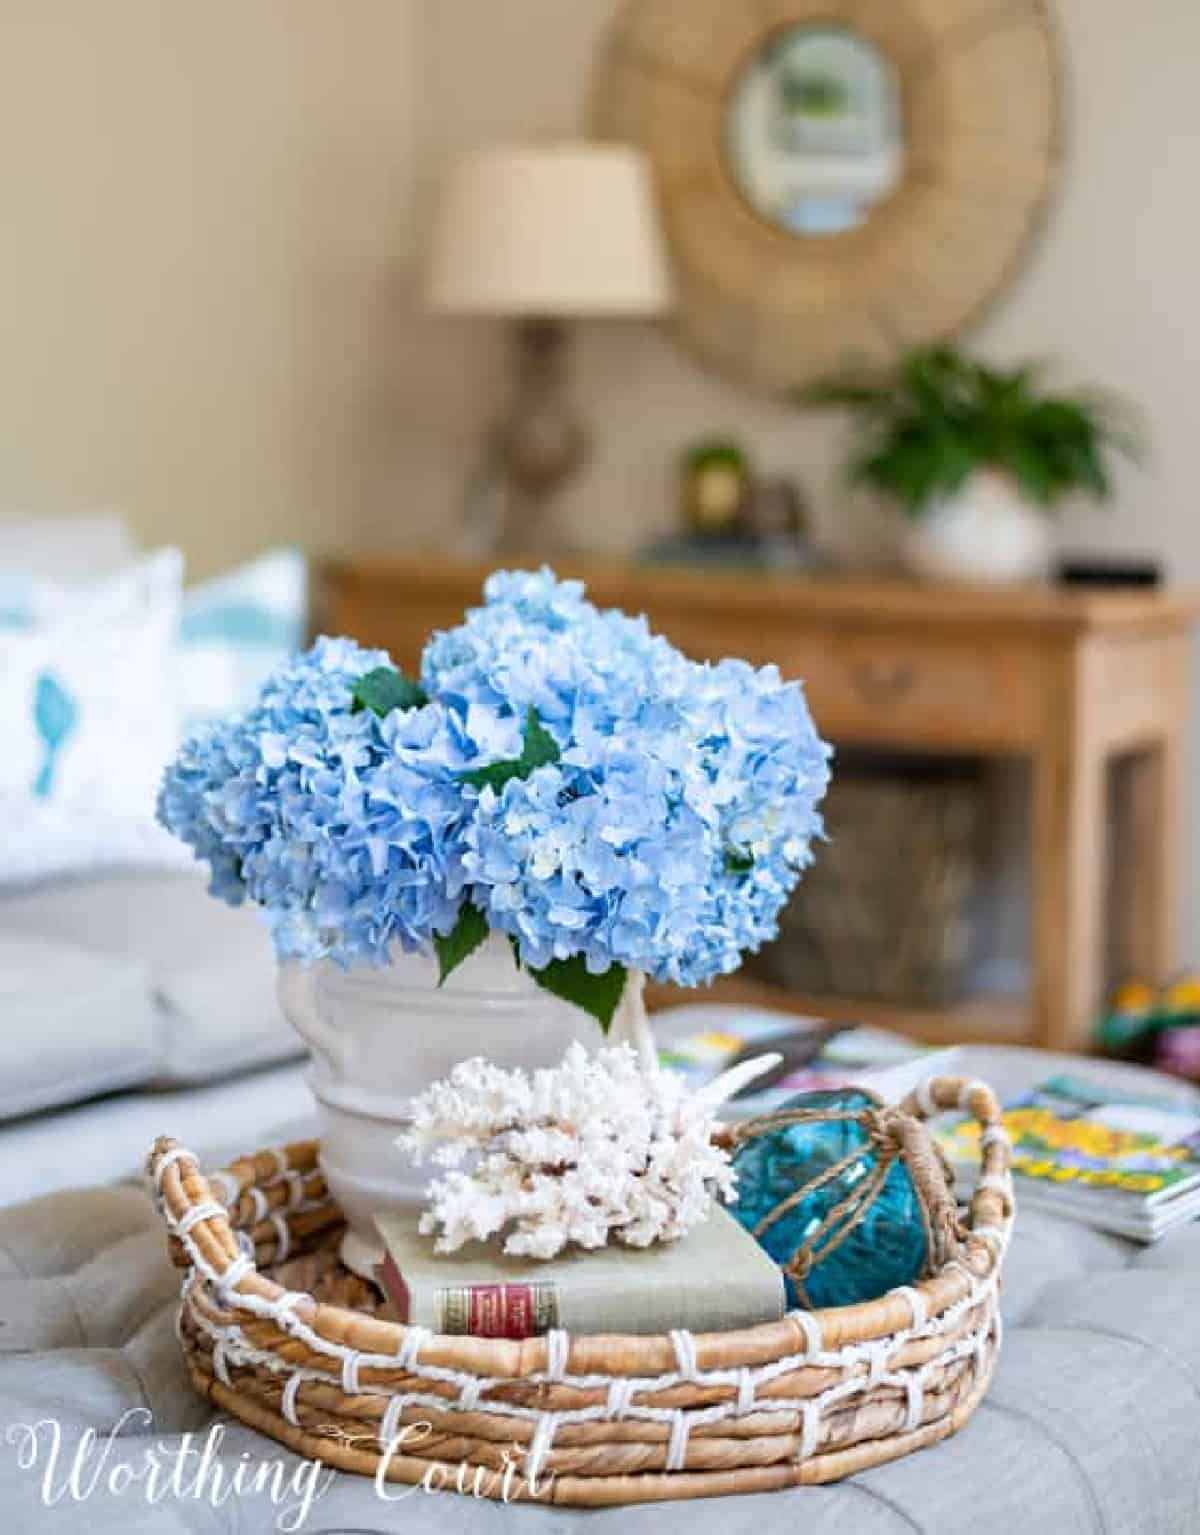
[806,345,1141,584]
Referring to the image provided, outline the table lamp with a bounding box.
[426,143,673,552]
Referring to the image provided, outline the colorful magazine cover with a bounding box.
[938,1074,1200,1202]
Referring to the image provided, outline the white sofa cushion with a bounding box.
[0,932,159,1121]
[0,1061,313,1207]
[0,870,304,1111]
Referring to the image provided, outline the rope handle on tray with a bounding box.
[148,1137,251,1290]
[900,1074,1014,1263]
[148,1135,321,1291]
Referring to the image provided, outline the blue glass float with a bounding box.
[729,1088,935,1309]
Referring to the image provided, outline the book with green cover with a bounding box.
[374,1201,786,1339]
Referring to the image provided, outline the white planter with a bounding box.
[277,934,651,1278]
[901,471,1051,585]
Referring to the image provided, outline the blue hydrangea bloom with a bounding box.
[442,572,832,985]
[421,565,682,743]
[159,637,388,907]
[158,637,476,965]
[159,573,832,985]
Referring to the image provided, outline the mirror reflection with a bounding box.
[724,26,904,237]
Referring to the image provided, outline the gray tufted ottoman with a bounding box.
[2,1046,1198,1534]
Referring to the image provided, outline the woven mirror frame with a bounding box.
[596,0,1063,394]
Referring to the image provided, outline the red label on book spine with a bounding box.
[472,1284,524,1339]
[376,1251,564,1338]
[438,1282,559,1338]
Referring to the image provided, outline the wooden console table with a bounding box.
[320,555,1198,1052]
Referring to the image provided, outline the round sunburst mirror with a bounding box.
[597,0,1061,394]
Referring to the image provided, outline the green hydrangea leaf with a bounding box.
[724,850,754,875]
[459,707,561,792]
[520,709,561,772]
[527,955,627,1033]
[433,903,489,986]
[458,760,521,793]
[351,666,428,718]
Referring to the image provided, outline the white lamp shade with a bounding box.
[426,144,673,318]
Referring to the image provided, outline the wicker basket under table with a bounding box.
[149,1075,1013,1507]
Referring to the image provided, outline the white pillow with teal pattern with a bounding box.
[0,550,186,884]
[176,547,307,729]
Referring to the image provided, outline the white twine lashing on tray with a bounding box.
[155,1130,1013,1477]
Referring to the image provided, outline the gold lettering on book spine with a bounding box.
[531,1284,558,1332]
[440,1286,471,1335]
[435,1283,560,1336]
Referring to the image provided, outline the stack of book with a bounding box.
[373,1010,957,1338]
[375,1201,785,1338]
[937,1073,1200,1242]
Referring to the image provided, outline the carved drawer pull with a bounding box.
[850,660,918,702]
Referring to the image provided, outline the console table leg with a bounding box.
[1032,742,1107,1053]
[1116,737,1183,984]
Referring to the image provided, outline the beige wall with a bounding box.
[7,1,1195,578]
[0,0,417,579]
[398,0,1200,573]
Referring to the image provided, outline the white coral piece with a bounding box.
[398,1042,777,1258]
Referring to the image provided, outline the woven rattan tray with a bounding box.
[149,1074,1013,1507]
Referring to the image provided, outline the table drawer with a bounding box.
[322,571,1046,752]
[779,631,1042,749]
